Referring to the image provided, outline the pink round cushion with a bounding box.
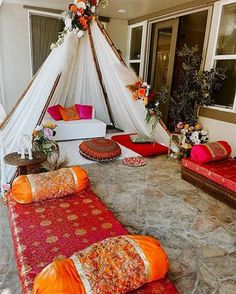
[190,141,232,164]
[79,139,121,162]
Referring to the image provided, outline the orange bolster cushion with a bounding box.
[12,166,90,204]
[33,235,168,294]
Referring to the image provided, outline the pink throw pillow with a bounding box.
[47,105,62,121]
[190,141,232,164]
[76,104,93,119]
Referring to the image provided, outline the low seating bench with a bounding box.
[7,189,178,294]
[181,158,236,209]
[43,108,106,141]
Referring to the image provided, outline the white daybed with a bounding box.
[43,108,106,141]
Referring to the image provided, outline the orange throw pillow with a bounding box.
[59,105,80,121]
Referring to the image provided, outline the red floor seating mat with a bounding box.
[111,134,168,157]
[182,158,236,193]
[8,189,178,294]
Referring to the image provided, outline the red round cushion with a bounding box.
[190,141,232,164]
[79,139,121,162]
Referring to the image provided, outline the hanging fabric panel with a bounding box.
[90,22,170,146]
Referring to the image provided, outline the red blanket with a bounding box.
[8,190,178,294]
[112,134,168,157]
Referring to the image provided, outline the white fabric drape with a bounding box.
[90,22,169,145]
[0,102,5,122]
[0,21,169,187]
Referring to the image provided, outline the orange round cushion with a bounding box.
[11,166,90,204]
[79,138,121,162]
[33,235,168,294]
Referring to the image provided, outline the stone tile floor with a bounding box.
[0,155,236,293]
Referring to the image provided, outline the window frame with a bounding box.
[27,10,61,77]
[204,0,236,112]
[127,21,148,77]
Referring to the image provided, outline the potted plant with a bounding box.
[168,44,226,129]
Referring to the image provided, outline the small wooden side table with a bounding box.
[4,152,47,176]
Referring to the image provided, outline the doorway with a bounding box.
[147,10,209,128]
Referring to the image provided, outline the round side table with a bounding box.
[4,152,47,176]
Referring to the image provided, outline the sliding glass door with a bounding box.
[147,19,178,124]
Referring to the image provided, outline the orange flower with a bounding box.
[138,88,146,97]
[132,90,139,100]
[80,16,88,26]
[70,4,78,13]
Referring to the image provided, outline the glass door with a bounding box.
[147,19,178,125]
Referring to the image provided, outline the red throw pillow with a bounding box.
[190,141,232,164]
[76,104,93,119]
[47,104,62,121]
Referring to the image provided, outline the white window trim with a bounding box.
[127,21,147,77]
[27,9,61,77]
[205,0,236,112]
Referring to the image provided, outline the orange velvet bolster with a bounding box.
[129,235,168,282]
[33,235,168,294]
[33,259,86,294]
[11,166,90,204]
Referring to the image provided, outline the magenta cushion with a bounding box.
[47,105,62,121]
[190,141,232,164]
[76,104,93,119]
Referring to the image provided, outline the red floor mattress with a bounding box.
[182,158,236,193]
[8,189,178,294]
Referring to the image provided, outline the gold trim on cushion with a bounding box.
[70,167,79,191]
[205,142,227,159]
[124,236,151,280]
[70,255,92,293]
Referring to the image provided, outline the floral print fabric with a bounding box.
[71,236,148,293]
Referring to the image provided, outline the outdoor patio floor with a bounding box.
[0,155,235,293]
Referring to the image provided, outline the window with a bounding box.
[206,1,236,110]
[127,22,147,77]
[30,13,64,74]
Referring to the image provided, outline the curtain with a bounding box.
[31,14,64,74]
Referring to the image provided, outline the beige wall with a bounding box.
[199,116,236,156]
[0,3,31,113]
[106,18,128,61]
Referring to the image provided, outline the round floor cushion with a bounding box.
[79,138,121,162]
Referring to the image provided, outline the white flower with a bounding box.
[200,129,208,136]
[64,17,72,29]
[36,125,43,131]
[75,1,86,9]
[147,85,151,89]
[155,101,159,107]
[91,6,96,13]
[143,82,148,87]
[76,30,84,38]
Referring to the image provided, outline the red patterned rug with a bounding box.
[8,190,178,294]
[112,134,168,157]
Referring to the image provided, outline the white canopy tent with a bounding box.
[0,18,169,190]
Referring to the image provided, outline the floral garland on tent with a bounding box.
[51,0,109,49]
[127,80,168,134]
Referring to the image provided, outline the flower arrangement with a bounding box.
[51,0,109,49]
[32,123,58,157]
[127,80,168,132]
[176,122,209,146]
[1,183,11,202]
